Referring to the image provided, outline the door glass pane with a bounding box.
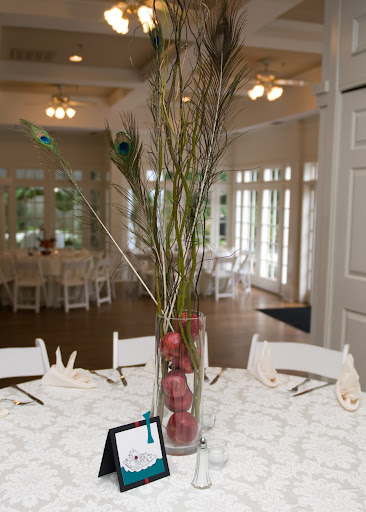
[16,186,44,248]
[219,192,227,246]
[260,189,279,280]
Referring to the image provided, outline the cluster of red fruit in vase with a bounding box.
[159,314,202,443]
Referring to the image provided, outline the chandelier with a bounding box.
[104,1,154,35]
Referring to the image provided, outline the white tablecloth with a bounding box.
[1,368,365,511]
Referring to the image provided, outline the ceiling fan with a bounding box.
[248,59,311,101]
[46,85,93,119]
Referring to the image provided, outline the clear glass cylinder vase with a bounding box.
[152,312,206,456]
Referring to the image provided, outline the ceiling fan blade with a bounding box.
[274,79,311,87]
[68,100,95,107]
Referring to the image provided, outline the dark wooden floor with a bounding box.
[0,285,309,388]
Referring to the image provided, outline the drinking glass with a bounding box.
[202,405,216,431]
[207,439,229,469]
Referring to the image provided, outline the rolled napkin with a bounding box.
[0,408,10,418]
[251,340,279,387]
[335,354,361,411]
[42,347,97,389]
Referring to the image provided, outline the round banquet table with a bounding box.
[0,368,365,512]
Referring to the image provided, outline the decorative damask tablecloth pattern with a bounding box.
[1,368,365,511]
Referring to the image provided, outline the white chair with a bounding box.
[113,332,209,370]
[113,333,155,368]
[247,333,350,380]
[57,259,91,313]
[13,260,48,313]
[214,254,237,301]
[0,338,50,379]
[90,257,112,307]
[234,250,251,295]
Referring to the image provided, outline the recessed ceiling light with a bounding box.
[69,54,83,63]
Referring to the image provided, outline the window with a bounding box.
[300,162,318,302]
[282,190,290,285]
[54,188,82,249]
[218,192,228,246]
[0,168,7,178]
[263,168,281,182]
[16,168,44,180]
[260,189,279,280]
[16,186,44,248]
[234,165,292,294]
[235,190,257,272]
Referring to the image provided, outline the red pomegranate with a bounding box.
[162,369,188,398]
[166,411,199,443]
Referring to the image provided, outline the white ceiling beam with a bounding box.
[0,60,144,88]
[246,19,323,54]
[113,0,306,111]
[245,0,305,35]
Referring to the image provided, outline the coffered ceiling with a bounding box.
[0,0,324,131]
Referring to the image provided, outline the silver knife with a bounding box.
[12,384,44,405]
[116,366,127,386]
[292,382,332,397]
[210,367,227,385]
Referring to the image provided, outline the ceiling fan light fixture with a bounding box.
[66,107,76,119]
[137,5,154,33]
[55,107,66,120]
[69,54,82,63]
[45,106,55,118]
[267,86,283,101]
[248,84,264,101]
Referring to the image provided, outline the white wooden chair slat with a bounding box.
[0,338,50,379]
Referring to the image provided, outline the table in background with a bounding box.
[1,368,365,511]
[0,249,96,307]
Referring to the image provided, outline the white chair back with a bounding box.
[113,332,209,369]
[214,254,237,301]
[0,338,50,379]
[113,333,155,368]
[247,333,349,380]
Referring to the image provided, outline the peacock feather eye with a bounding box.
[149,26,162,53]
[115,132,132,157]
[36,131,51,145]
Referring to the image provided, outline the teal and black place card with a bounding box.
[98,411,170,492]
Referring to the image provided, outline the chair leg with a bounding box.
[64,284,69,313]
[35,284,40,313]
[106,278,112,304]
[85,281,89,311]
[13,282,17,312]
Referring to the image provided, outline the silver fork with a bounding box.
[90,370,119,384]
[0,398,35,405]
[289,377,311,392]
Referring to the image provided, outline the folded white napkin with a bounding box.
[335,354,361,411]
[41,347,97,389]
[0,408,9,418]
[251,340,279,387]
